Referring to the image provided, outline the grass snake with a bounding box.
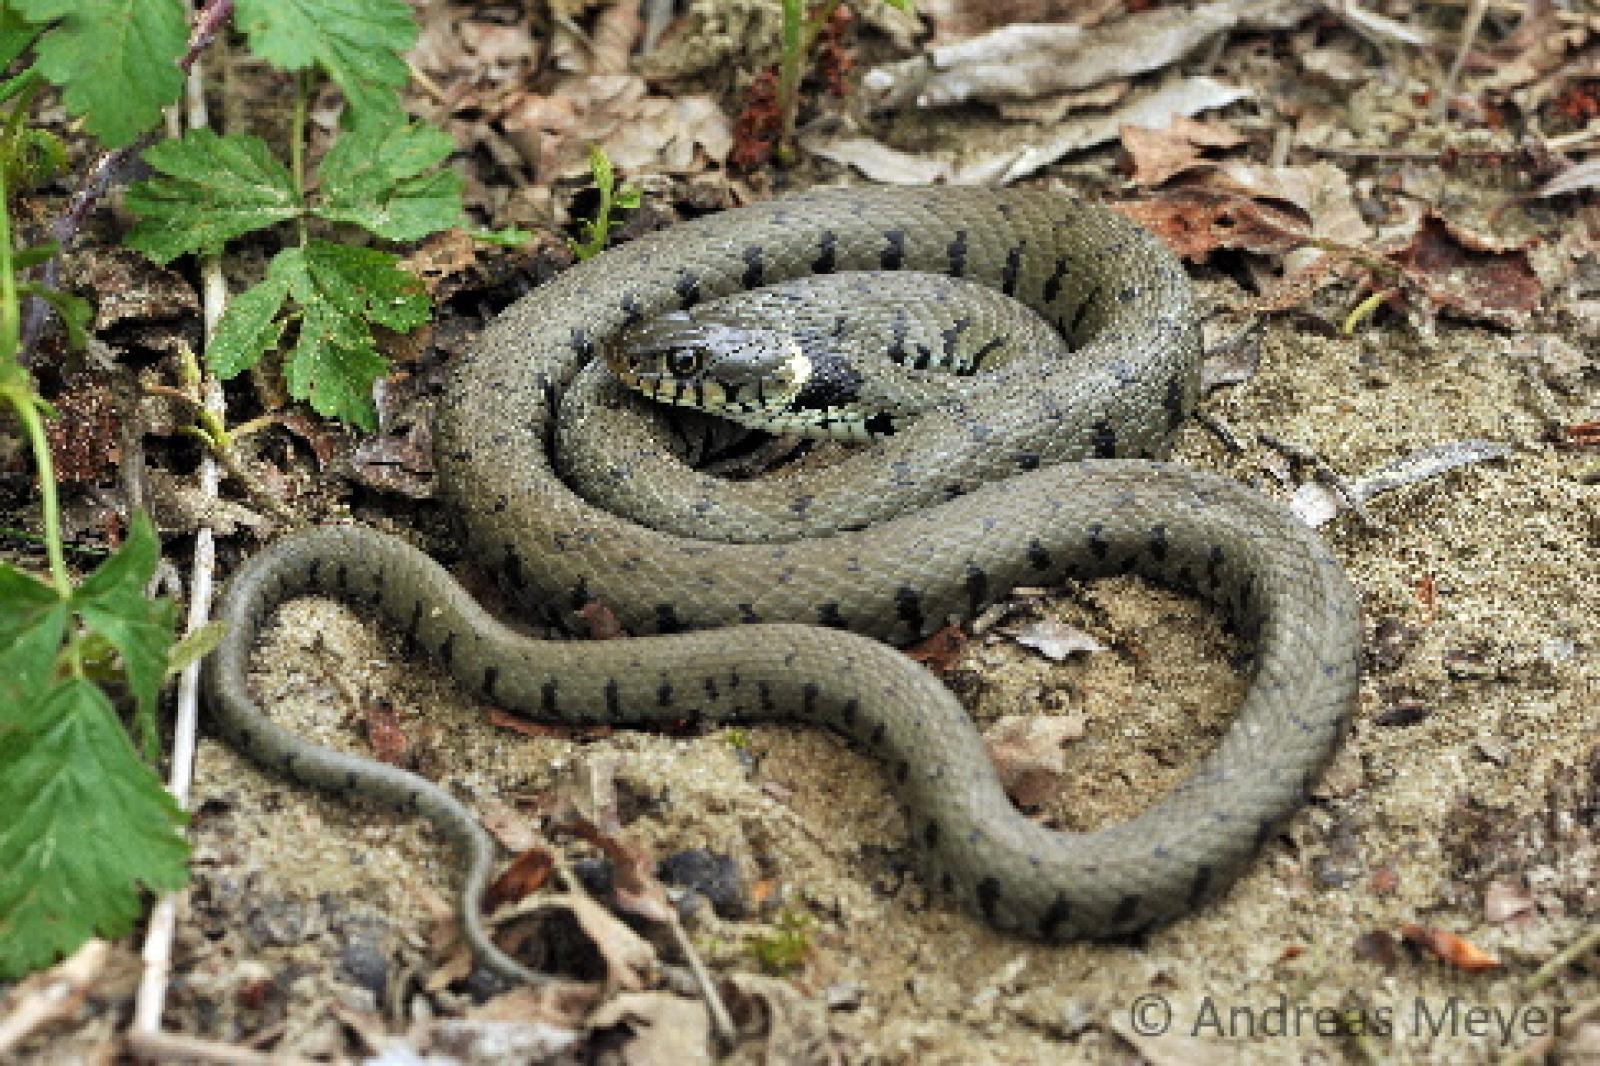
[205,187,1362,985]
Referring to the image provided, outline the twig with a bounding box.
[1522,923,1600,994]
[131,1,231,1047]
[0,940,111,1056]
[1258,432,1380,529]
[126,1030,322,1066]
[1435,0,1486,115]
[666,916,737,1046]
[18,0,234,362]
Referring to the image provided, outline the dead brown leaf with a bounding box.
[1399,924,1503,972]
[579,599,628,640]
[558,812,675,925]
[1120,115,1244,187]
[1483,877,1537,924]
[984,713,1087,810]
[906,624,969,675]
[361,698,410,766]
[487,847,557,910]
[46,376,121,483]
[587,992,711,1065]
[1392,215,1541,326]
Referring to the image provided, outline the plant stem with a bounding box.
[2,388,69,595]
[291,70,310,246]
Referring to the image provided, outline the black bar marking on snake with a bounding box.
[1039,895,1072,939]
[941,316,972,359]
[1188,865,1214,908]
[888,306,910,360]
[864,412,896,437]
[405,598,423,646]
[947,229,969,277]
[568,577,591,611]
[335,562,349,590]
[1088,523,1109,560]
[969,335,1006,372]
[569,327,593,359]
[656,603,683,633]
[482,667,499,700]
[1015,451,1041,471]
[814,230,838,274]
[1207,545,1226,590]
[802,682,820,716]
[895,586,925,633]
[1027,538,1052,571]
[757,680,774,711]
[869,722,886,747]
[657,680,673,707]
[894,760,909,783]
[438,632,455,668]
[1069,283,1101,337]
[1148,525,1169,563]
[738,603,761,623]
[1043,255,1072,304]
[675,269,701,307]
[924,820,939,848]
[965,565,989,614]
[703,676,719,701]
[881,229,905,269]
[742,245,765,288]
[818,602,847,628]
[840,698,858,729]
[1112,894,1141,927]
[1001,245,1022,296]
[976,876,1002,922]
[542,679,559,714]
[1092,420,1118,458]
[619,293,644,327]
[605,679,621,715]
[1165,375,1188,430]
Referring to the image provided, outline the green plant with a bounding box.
[747,908,815,973]
[569,145,641,261]
[775,0,915,163]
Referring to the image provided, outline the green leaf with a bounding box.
[0,677,189,979]
[209,275,291,379]
[16,284,90,350]
[0,6,42,69]
[0,563,65,713]
[124,131,301,264]
[17,0,188,148]
[274,241,429,430]
[470,226,532,247]
[12,242,59,271]
[70,514,176,740]
[233,0,417,125]
[314,120,464,241]
[165,620,228,678]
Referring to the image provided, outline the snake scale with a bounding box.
[204,187,1362,984]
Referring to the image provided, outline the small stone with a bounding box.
[657,849,746,919]
[245,895,311,948]
[826,982,864,1011]
[571,856,615,899]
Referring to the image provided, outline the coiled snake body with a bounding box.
[205,188,1361,984]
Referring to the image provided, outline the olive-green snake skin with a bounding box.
[204,187,1361,985]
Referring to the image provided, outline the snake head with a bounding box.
[603,311,811,422]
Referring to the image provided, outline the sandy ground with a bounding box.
[25,305,1570,1065]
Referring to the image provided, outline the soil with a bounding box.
[5,3,1598,1064]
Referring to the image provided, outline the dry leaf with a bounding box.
[487,847,557,910]
[1399,924,1503,972]
[587,992,711,1066]
[984,713,1087,809]
[1121,115,1244,187]
[361,699,410,766]
[906,624,969,675]
[1483,878,1537,924]
[1009,619,1108,661]
[1392,215,1541,326]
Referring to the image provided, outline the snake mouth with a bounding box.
[604,314,811,421]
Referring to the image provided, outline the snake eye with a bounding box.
[667,348,702,376]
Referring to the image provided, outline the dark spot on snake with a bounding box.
[675,269,701,306]
[344,771,359,792]
[742,245,764,288]
[1016,451,1041,471]
[940,316,972,360]
[1092,420,1117,458]
[657,681,673,707]
[1118,286,1138,303]
[1042,255,1072,305]
[965,565,989,614]
[789,494,813,517]
[940,872,955,894]
[482,667,499,700]
[704,676,719,701]
[541,679,559,714]
[888,306,910,360]
[1165,376,1188,430]
[1255,818,1276,849]
[605,679,621,715]
[1027,538,1052,571]
[570,327,594,358]
[757,680,774,711]
[947,229,969,276]
[802,682,819,716]
[1111,894,1141,928]
[869,722,886,747]
[894,760,909,783]
[1088,523,1109,560]
[501,548,528,592]
[1069,283,1100,337]
[619,293,644,326]
[405,599,424,646]
[881,229,905,269]
[817,602,847,628]
[438,632,455,668]
[1188,865,1214,908]
[1207,545,1226,589]
[814,230,838,273]
[923,820,939,848]
[738,603,761,623]
[864,412,896,437]
[236,726,254,748]
[1039,894,1073,939]
[655,604,682,633]
[895,587,925,633]
[1001,245,1023,296]
[1147,524,1169,562]
[335,562,349,590]
[840,698,858,729]
[568,577,591,611]
[976,877,1002,922]
[491,494,508,513]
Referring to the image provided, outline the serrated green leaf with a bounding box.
[124,131,301,264]
[17,0,187,148]
[233,0,416,124]
[0,6,42,69]
[71,514,176,739]
[314,120,464,241]
[271,241,429,430]
[0,563,66,713]
[0,677,189,979]
[209,275,291,379]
